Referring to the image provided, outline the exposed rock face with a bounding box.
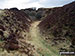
[38,1,75,50]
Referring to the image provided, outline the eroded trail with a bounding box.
[0,21,60,56]
[29,21,59,56]
[0,20,60,56]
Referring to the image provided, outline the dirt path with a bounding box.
[29,21,60,56]
[0,20,60,56]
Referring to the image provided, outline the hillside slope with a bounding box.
[38,1,75,52]
[0,9,36,56]
[0,1,75,56]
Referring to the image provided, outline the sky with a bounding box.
[0,0,75,9]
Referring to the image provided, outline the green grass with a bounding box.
[29,21,61,56]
